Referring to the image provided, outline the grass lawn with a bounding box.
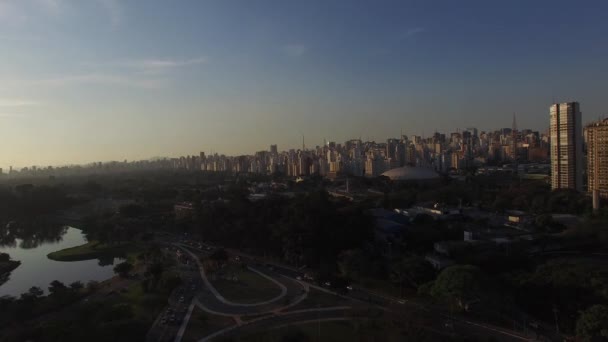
[181,307,235,342]
[283,289,350,312]
[209,264,282,304]
[47,240,137,261]
[120,281,167,322]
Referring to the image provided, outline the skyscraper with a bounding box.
[550,102,583,192]
[585,118,608,205]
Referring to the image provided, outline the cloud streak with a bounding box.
[123,57,207,73]
[83,57,207,74]
[401,27,425,39]
[0,99,39,107]
[17,73,165,89]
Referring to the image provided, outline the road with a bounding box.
[157,236,536,341]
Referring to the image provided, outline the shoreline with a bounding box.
[0,260,21,285]
[47,241,134,262]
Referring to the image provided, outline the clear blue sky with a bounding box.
[1,0,607,168]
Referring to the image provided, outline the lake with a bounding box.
[0,226,119,297]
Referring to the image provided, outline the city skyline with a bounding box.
[2,0,608,168]
[0,112,602,171]
[2,120,543,170]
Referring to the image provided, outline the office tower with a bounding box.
[586,118,608,207]
[550,102,583,192]
[270,144,278,154]
[511,113,518,162]
[386,138,398,161]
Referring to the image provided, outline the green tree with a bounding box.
[210,248,228,262]
[86,280,100,292]
[160,273,182,293]
[576,305,608,341]
[69,281,84,290]
[113,261,133,278]
[147,261,164,279]
[390,257,435,295]
[48,280,67,296]
[430,265,483,310]
[0,252,10,262]
[22,286,44,299]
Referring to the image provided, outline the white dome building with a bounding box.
[381,166,440,181]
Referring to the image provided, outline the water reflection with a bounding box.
[0,226,119,297]
[0,220,68,249]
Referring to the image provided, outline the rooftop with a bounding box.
[381,166,440,181]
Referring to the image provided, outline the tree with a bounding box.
[0,253,9,262]
[430,265,483,310]
[113,261,133,278]
[210,248,228,262]
[160,273,182,293]
[119,203,144,218]
[48,280,67,296]
[389,257,435,295]
[86,280,100,292]
[147,261,164,279]
[70,281,84,290]
[576,305,608,341]
[534,214,566,233]
[21,286,44,300]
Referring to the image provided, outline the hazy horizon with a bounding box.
[2,0,608,169]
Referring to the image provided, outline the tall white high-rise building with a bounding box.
[550,102,583,192]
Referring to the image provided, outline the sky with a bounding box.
[1,0,608,168]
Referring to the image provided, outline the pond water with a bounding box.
[0,226,119,297]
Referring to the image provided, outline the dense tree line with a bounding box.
[194,190,374,273]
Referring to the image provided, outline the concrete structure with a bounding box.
[550,102,583,192]
[381,166,440,181]
[585,118,608,205]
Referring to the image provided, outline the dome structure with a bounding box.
[381,166,440,181]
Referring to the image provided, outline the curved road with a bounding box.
[174,242,533,342]
[178,245,289,307]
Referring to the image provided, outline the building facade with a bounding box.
[550,102,583,192]
[586,118,608,201]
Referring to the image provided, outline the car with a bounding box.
[397,299,406,304]
[323,281,331,287]
[296,276,302,281]
[346,285,353,291]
